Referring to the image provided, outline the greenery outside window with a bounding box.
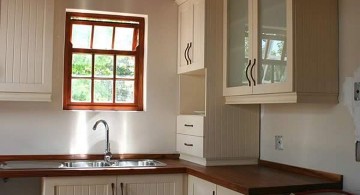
[63,12,145,111]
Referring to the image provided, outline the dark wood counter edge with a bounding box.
[259,160,343,183]
[0,154,180,162]
[0,158,343,195]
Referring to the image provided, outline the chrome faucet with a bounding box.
[93,120,112,164]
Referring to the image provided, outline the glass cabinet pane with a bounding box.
[227,0,249,88]
[258,0,287,85]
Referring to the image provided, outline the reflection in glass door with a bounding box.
[258,0,287,85]
[227,0,250,88]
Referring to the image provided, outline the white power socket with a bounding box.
[275,136,284,150]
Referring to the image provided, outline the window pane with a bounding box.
[94,80,113,103]
[94,55,114,78]
[267,40,284,60]
[93,26,113,50]
[114,27,134,51]
[72,53,92,77]
[72,24,92,49]
[116,56,135,79]
[71,79,91,102]
[116,80,134,103]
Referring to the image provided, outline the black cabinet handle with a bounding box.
[184,124,194,127]
[185,43,190,65]
[184,143,194,147]
[187,42,192,64]
[250,59,256,86]
[245,60,252,86]
[111,183,115,195]
[213,191,215,195]
[120,182,124,195]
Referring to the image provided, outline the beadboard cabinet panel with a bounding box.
[0,0,54,101]
[42,176,116,195]
[118,174,184,195]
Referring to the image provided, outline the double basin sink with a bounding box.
[0,159,166,169]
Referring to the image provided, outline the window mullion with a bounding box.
[113,55,117,104]
[91,54,95,103]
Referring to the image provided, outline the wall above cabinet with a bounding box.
[223,0,339,104]
[0,0,54,101]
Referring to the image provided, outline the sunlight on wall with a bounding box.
[70,111,89,154]
[119,114,128,153]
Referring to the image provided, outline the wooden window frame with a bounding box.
[63,12,145,111]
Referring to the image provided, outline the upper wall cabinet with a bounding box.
[223,0,339,104]
[0,0,54,101]
[177,0,205,74]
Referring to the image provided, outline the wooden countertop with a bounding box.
[0,155,342,195]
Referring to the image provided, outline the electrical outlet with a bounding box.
[355,82,360,101]
[275,136,284,150]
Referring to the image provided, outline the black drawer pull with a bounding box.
[184,124,194,127]
[184,143,194,147]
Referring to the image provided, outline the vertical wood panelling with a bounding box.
[203,0,260,160]
[20,0,30,83]
[35,0,45,84]
[0,0,53,99]
[13,0,23,83]
[55,184,110,195]
[0,0,8,83]
[27,0,37,84]
[5,0,15,83]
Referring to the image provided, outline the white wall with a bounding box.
[260,0,360,193]
[0,0,178,155]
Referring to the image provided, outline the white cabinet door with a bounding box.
[217,185,244,195]
[177,0,205,74]
[188,175,216,195]
[42,176,117,195]
[0,0,54,101]
[117,174,184,195]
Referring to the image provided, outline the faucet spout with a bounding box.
[93,120,112,163]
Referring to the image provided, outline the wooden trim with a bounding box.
[0,92,51,102]
[0,154,180,162]
[63,12,145,111]
[259,160,343,183]
[72,48,136,55]
[72,20,138,28]
[225,92,339,104]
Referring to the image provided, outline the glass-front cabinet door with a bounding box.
[224,0,293,96]
[252,0,293,94]
[223,0,253,96]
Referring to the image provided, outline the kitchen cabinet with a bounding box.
[0,0,54,101]
[117,174,184,195]
[177,0,205,74]
[42,176,117,195]
[223,0,338,104]
[42,174,184,195]
[188,175,244,195]
[175,0,259,166]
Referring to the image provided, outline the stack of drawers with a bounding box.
[176,115,204,159]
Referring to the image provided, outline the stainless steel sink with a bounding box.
[59,159,167,168]
[0,159,166,169]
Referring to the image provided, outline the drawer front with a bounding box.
[177,134,203,157]
[177,115,204,136]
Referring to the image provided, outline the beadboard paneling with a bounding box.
[0,0,53,94]
[203,0,260,160]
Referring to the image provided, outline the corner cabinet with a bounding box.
[0,0,54,101]
[223,0,339,104]
[188,175,244,195]
[176,0,260,166]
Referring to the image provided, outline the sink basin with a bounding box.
[59,159,166,168]
[0,159,166,169]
